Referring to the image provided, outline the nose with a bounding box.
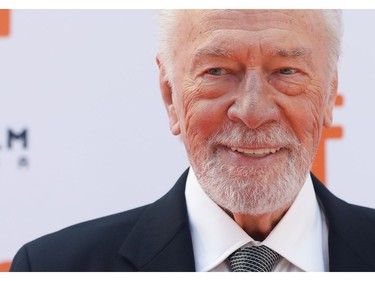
[227,69,279,129]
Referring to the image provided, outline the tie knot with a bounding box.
[228,245,280,272]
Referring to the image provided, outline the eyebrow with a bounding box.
[272,47,313,58]
[193,47,235,60]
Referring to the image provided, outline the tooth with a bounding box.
[232,147,281,156]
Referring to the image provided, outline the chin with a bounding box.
[193,148,312,216]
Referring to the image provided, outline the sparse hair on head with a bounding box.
[157,9,343,85]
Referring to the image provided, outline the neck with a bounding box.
[230,203,291,241]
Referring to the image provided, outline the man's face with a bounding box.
[159,10,337,215]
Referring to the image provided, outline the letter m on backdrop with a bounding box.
[0,10,10,37]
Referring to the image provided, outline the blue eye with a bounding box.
[207,68,227,75]
[279,68,297,75]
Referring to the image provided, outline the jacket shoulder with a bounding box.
[312,173,375,271]
[11,169,193,272]
[312,173,375,223]
[11,205,148,272]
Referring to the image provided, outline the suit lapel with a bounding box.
[118,170,196,271]
[312,174,375,271]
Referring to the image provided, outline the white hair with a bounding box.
[157,10,180,87]
[321,10,343,75]
[157,9,343,83]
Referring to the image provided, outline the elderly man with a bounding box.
[10,10,375,272]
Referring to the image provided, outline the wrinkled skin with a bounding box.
[158,10,338,239]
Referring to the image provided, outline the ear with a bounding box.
[323,71,338,128]
[156,55,181,135]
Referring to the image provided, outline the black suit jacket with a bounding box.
[10,170,375,272]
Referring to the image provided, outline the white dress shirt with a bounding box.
[185,167,329,272]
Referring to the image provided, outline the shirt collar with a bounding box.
[185,167,325,272]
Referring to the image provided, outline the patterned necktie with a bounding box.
[228,245,280,272]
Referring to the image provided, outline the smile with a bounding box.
[230,147,282,157]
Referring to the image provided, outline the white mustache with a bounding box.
[207,123,301,150]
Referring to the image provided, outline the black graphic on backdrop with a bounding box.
[0,128,29,168]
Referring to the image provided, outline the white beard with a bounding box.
[188,123,313,216]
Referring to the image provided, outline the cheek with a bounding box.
[278,89,325,152]
[175,67,239,145]
[179,88,231,149]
